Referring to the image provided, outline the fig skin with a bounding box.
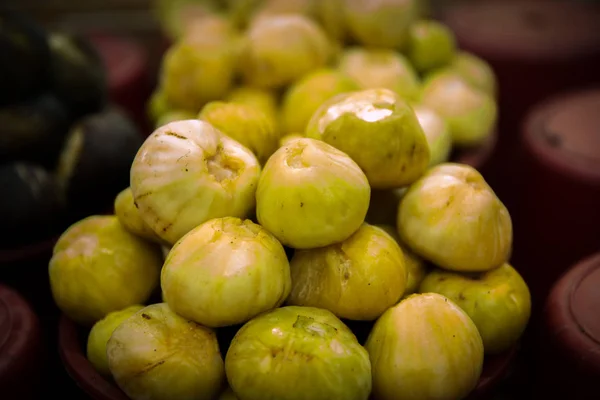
[256,138,370,249]
[199,101,279,164]
[413,104,452,167]
[114,187,163,243]
[419,263,531,354]
[406,20,457,73]
[288,223,407,321]
[107,303,225,400]
[376,224,427,295]
[366,293,484,400]
[86,305,145,376]
[306,88,430,189]
[343,0,420,49]
[446,51,497,97]
[161,217,291,328]
[130,119,261,245]
[225,306,372,400]
[397,163,513,272]
[281,68,359,135]
[159,23,238,111]
[48,215,162,326]
[238,14,332,89]
[421,70,497,147]
[225,85,279,127]
[337,47,420,102]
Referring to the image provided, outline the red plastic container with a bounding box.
[89,34,152,134]
[515,89,600,309]
[0,284,45,399]
[59,313,517,400]
[534,252,600,399]
[441,0,600,214]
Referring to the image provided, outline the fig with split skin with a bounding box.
[114,187,163,244]
[419,263,531,354]
[107,303,225,400]
[288,223,407,321]
[306,88,430,189]
[199,101,279,164]
[238,14,332,89]
[161,217,291,328]
[281,68,359,135]
[366,293,484,400]
[256,138,370,249]
[397,163,513,272]
[130,119,261,245]
[48,215,162,326]
[86,305,145,376]
[337,47,420,102]
[225,306,372,400]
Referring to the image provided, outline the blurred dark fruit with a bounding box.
[0,7,51,106]
[0,93,71,169]
[0,162,66,249]
[48,32,108,118]
[56,107,143,222]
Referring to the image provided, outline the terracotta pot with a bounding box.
[0,284,45,399]
[534,252,600,399]
[515,89,600,309]
[59,313,517,400]
[441,0,600,217]
[88,34,152,135]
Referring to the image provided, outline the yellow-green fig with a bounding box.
[199,101,279,164]
[281,68,359,134]
[225,306,372,400]
[419,263,531,354]
[278,133,304,148]
[343,0,420,49]
[250,0,314,25]
[161,217,291,328]
[256,138,370,249]
[107,303,225,400]
[114,187,163,243]
[306,88,430,189]
[375,224,427,295]
[288,223,407,321]
[366,293,484,400]
[130,119,261,244]
[407,19,456,73]
[159,24,238,111]
[225,85,279,125]
[86,305,145,376]
[313,0,347,41]
[239,15,332,89]
[155,109,198,129]
[421,71,497,147]
[398,163,512,272]
[447,51,497,97]
[413,104,452,166]
[49,215,162,326]
[338,47,420,101]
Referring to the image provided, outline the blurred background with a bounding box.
[0,0,599,399]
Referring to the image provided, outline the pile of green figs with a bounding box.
[48,1,531,400]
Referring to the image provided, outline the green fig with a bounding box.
[407,19,457,73]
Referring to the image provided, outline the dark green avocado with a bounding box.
[56,106,143,222]
[0,162,66,248]
[48,31,108,118]
[0,7,51,105]
[0,92,71,169]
